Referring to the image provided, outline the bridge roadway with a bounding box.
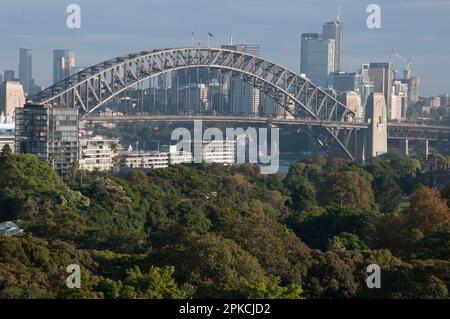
[83,114,368,128]
[83,114,450,141]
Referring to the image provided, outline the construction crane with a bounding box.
[390,49,413,77]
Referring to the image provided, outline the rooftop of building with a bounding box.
[80,135,121,142]
[0,221,23,237]
[123,150,170,156]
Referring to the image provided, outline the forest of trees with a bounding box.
[1,145,450,299]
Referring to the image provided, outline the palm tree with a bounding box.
[110,142,121,172]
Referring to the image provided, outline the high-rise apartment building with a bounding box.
[301,33,335,88]
[368,63,393,120]
[53,49,76,83]
[0,81,26,117]
[19,48,32,95]
[15,104,79,174]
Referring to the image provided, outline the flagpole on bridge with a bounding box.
[208,33,213,48]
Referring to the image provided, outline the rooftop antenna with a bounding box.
[337,3,342,22]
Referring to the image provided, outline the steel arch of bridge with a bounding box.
[29,47,359,159]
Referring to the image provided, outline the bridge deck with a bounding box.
[83,114,450,141]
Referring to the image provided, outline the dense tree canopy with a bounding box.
[1,153,449,299]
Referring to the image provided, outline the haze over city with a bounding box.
[1,0,449,95]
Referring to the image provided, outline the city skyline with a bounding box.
[0,0,449,96]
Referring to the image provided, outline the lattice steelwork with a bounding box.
[388,124,450,141]
[30,48,359,159]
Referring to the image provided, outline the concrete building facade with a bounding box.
[369,63,393,120]
[339,91,363,120]
[365,93,388,158]
[0,81,25,117]
[79,136,121,171]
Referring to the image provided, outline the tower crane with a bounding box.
[390,49,413,76]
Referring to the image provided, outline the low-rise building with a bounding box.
[199,140,236,164]
[162,145,194,164]
[121,150,170,169]
[120,140,237,170]
[79,136,121,171]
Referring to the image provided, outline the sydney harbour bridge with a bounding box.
[28,47,450,161]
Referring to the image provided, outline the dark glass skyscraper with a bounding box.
[3,70,15,81]
[322,20,342,72]
[19,48,32,94]
[221,44,261,115]
[53,49,76,83]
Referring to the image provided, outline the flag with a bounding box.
[208,33,214,37]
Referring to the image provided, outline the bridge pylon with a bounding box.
[364,93,388,160]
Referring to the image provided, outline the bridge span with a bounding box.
[84,114,450,142]
[28,47,450,160]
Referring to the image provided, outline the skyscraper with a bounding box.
[332,72,360,93]
[300,33,335,88]
[221,44,261,115]
[392,80,409,119]
[322,20,342,72]
[339,91,362,120]
[221,43,260,56]
[53,49,76,83]
[19,48,32,95]
[369,63,393,120]
[407,77,420,106]
[4,70,15,82]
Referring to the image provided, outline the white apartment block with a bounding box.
[79,136,121,171]
[165,145,193,164]
[120,140,237,170]
[121,151,170,169]
[0,114,15,152]
[200,140,236,164]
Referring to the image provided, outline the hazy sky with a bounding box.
[1,0,449,95]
